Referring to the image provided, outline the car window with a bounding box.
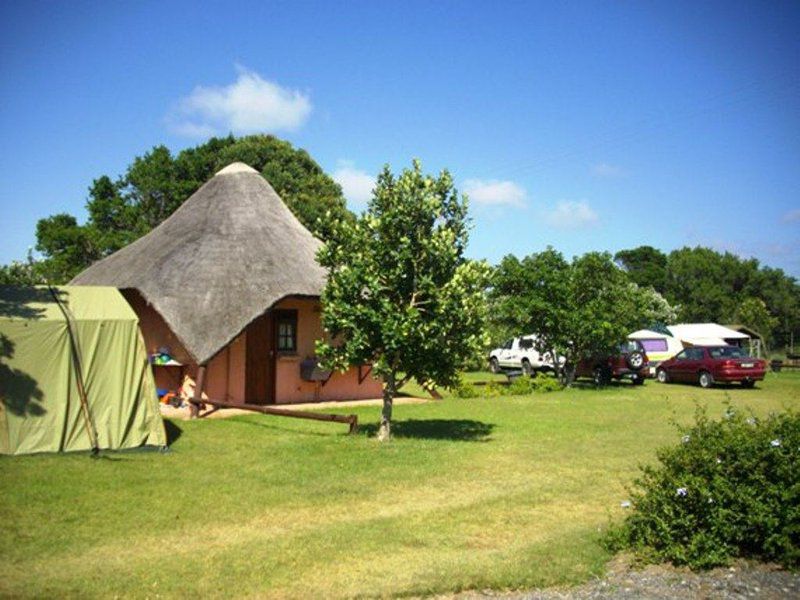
[687,348,705,360]
[674,350,687,361]
[519,339,533,350]
[502,339,513,350]
[709,346,747,359]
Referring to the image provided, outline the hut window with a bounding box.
[274,310,298,353]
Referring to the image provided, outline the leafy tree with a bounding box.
[664,247,743,323]
[0,250,46,286]
[34,214,102,283]
[316,161,490,440]
[736,297,779,349]
[633,283,678,328]
[614,245,668,293]
[13,135,352,284]
[491,250,653,384]
[489,248,571,376]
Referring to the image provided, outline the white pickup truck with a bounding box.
[488,335,555,376]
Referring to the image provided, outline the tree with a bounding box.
[0,250,46,286]
[490,250,653,384]
[15,135,352,284]
[489,248,571,378]
[736,297,779,350]
[316,161,490,440]
[614,246,668,293]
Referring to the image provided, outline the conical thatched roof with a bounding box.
[71,163,326,364]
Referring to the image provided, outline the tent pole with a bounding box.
[190,365,207,418]
[49,286,100,454]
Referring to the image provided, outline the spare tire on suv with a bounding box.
[575,340,650,385]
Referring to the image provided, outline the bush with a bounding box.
[606,406,800,569]
[451,380,480,398]
[531,375,562,393]
[482,381,504,397]
[508,376,536,396]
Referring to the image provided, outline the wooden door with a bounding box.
[245,311,275,404]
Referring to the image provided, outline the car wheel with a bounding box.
[626,350,645,370]
[741,380,755,389]
[489,357,500,374]
[698,370,714,389]
[656,368,669,384]
[521,359,534,377]
[593,367,608,387]
[633,375,645,385]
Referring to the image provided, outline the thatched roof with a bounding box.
[71,162,326,364]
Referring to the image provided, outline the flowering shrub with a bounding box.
[606,406,800,569]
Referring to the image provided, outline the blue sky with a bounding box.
[1,0,799,274]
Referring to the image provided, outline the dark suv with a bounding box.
[575,340,649,385]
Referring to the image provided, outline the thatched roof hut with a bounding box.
[72,163,326,365]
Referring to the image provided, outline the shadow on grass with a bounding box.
[360,419,494,442]
[164,419,183,445]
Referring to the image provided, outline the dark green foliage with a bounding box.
[608,407,800,569]
[616,245,800,349]
[14,135,351,284]
[614,246,668,292]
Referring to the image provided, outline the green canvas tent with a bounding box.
[0,285,166,455]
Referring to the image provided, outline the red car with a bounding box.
[656,346,767,388]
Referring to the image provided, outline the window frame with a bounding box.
[273,309,298,355]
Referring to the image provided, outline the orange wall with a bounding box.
[122,290,381,405]
[272,297,383,404]
[122,289,246,403]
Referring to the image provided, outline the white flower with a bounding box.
[682,435,691,444]
[676,487,688,497]
[716,457,722,464]
[707,497,714,504]
[746,417,756,426]
[771,439,781,447]
[620,501,631,509]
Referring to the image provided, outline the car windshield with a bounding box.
[708,346,748,359]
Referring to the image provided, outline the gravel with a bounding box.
[457,558,799,599]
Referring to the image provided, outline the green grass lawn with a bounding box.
[2,372,799,598]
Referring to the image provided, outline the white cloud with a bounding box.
[543,200,599,229]
[167,66,312,137]
[332,161,375,207]
[782,209,800,223]
[463,179,527,207]
[591,163,626,178]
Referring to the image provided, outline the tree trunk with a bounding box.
[563,363,577,387]
[377,372,395,441]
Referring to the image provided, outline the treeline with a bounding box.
[614,245,799,348]
[0,135,352,284]
[488,245,798,353]
[2,135,797,349]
